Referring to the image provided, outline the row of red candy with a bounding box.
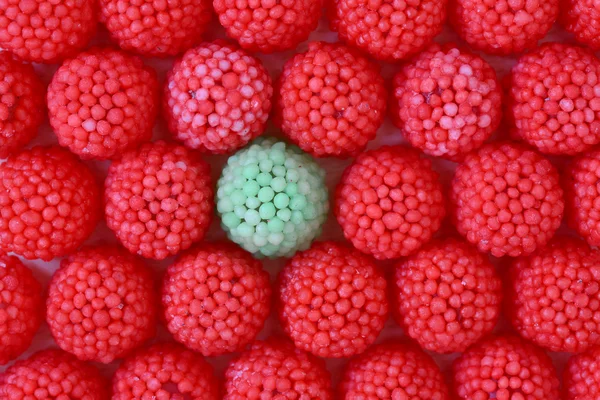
[2,0,596,62]
[1,236,599,399]
[1,0,600,162]
[3,38,600,159]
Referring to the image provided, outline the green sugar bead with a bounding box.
[234,205,247,218]
[259,159,273,172]
[255,222,269,237]
[222,213,240,228]
[246,197,260,210]
[267,217,285,232]
[259,203,276,219]
[217,137,329,258]
[243,180,260,197]
[258,187,274,202]
[256,172,271,186]
[272,165,286,177]
[270,176,287,192]
[270,149,286,165]
[289,194,307,211]
[285,183,298,196]
[217,197,233,213]
[231,190,246,206]
[274,193,290,209]
[244,209,261,226]
[277,208,291,222]
[242,164,260,179]
[237,222,253,237]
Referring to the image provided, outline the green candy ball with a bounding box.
[217,137,329,258]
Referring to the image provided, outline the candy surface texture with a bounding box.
[0,146,100,260]
[162,242,271,356]
[164,41,273,154]
[277,241,388,358]
[451,142,564,257]
[46,246,157,363]
[104,141,214,260]
[336,145,445,259]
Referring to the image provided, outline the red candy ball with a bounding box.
[339,342,450,400]
[0,0,96,63]
[214,0,322,53]
[391,43,502,160]
[0,146,101,261]
[453,335,560,400]
[565,149,600,247]
[224,339,333,400]
[393,238,502,354]
[0,349,107,400]
[509,237,600,353]
[329,0,447,62]
[508,43,600,155]
[277,241,388,358]
[112,343,219,400]
[451,142,564,257]
[564,346,600,400]
[100,0,212,57]
[0,255,42,365]
[450,0,558,55]
[562,0,600,50]
[0,54,45,159]
[47,48,158,160]
[164,41,273,154]
[46,246,157,363]
[104,141,214,260]
[277,41,386,158]
[162,242,271,356]
[335,146,445,260]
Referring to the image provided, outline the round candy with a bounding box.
[277,241,388,358]
[217,137,329,258]
[393,238,502,354]
[214,0,323,53]
[277,41,386,158]
[508,43,600,155]
[562,0,600,50]
[112,343,219,400]
[104,141,214,260]
[335,145,445,260]
[509,237,600,353]
[100,0,212,56]
[224,339,333,400]
[162,242,271,356]
[565,149,600,247]
[451,142,564,257]
[48,48,158,160]
[339,342,450,400]
[164,41,273,154]
[564,346,600,400]
[0,146,101,261]
[0,0,96,63]
[0,349,107,399]
[391,43,502,159]
[0,255,42,365]
[46,246,157,363]
[450,0,558,55]
[452,335,560,400]
[329,0,448,62]
[0,53,45,159]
